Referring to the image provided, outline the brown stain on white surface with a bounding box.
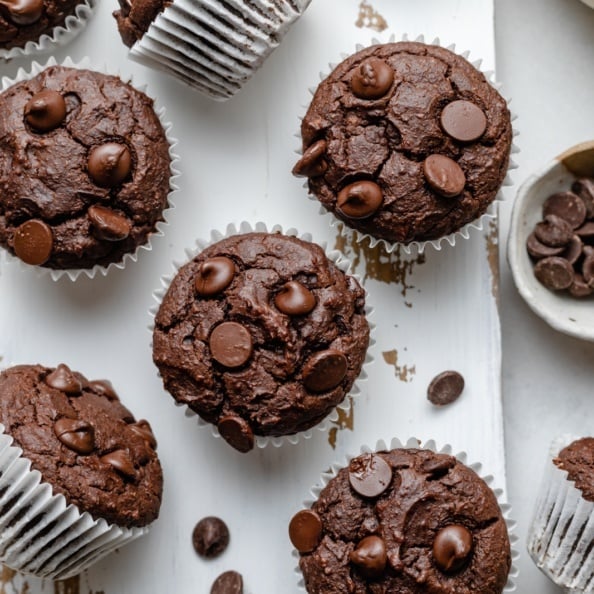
[53,576,80,594]
[0,567,28,594]
[485,219,500,307]
[383,349,416,382]
[355,1,388,32]
[328,397,354,449]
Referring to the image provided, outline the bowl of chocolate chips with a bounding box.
[508,140,594,340]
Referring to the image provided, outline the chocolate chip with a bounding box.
[422,456,456,478]
[292,140,328,178]
[582,250,594,285]
[88,205,131,241]
[534,214,574,247]
[0,0,43,24]
[543,191,587,229]
[101,449,136,479]
[303,350,347,393]
[209,322,253,368]
[534,256,574,290]
[423,155,466,198]
[572,178,594,218]
[13,219,53,265]
[24,89,66,131]
[193,516,230,559]
[289,510,322,553]
[45,364,82,395]
[195,257,236,297]
[562,235,583,266]
[274,281,316,315]
[351,57,395,99]
[433,525,473,573]
[569,274,593,298]
[349,535,387,577]
[348,453,392,498]
[210,571,243,594]
[440,100,487,143]
[88,379,119,400]
[427,370,464,406]
[54,418,95,455]
[526,232,565,260]
[337,180,383,219]
[575,221,594,240]
[218,415,254,453]
[87,142,132,188]
[130,419,157,449]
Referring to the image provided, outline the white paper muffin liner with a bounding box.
[149,221,375,451]
[0,55,180,282]
[527,435,594,593]
[128,0,312,101]
[296,33,520,255]
[292,437,519,593]
[0,0,96,61]
[0,419,147,580]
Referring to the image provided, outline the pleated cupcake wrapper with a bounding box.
[128,0,312,100]
[0,0,96,61]
[293,437,519,593]
[296,33,520,255]
[148,220,375,451]
[527,435,594,593]
[0,421,147,580]
[0,55,180,282]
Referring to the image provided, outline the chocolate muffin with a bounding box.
[152,231,369,453]
[290,447,511,594]
[0,65,172,271]
[113,0,166,48]
[294,41,513,245]
[554,437,594,499]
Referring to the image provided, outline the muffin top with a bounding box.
[291,448,511,594]
[0,0,84,50]
[152,232,369,452]
[113,0,169,47]
[295,41,512,244]
[555,437,594,502]
[0,364,163,528]
[0,65,171,270]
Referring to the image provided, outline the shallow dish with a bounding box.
[508,140,594,341]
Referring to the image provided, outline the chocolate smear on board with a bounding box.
[328,397,354,449]
[383,349,416,382]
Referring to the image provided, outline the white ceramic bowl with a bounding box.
[508,141,594,341]
[579,0,594,8]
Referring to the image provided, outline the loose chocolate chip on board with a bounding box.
[534,214,573,247]
[534,256,574,290]
[24,90,66,131]
[543,191,587,229]
[348,453,392,498]
[427,370,465,406]
[289,510,323,553]
[193,516,230,559]
[526,232,565,260]
[440,100,487,143]
[218,415,254,453]
[423,155,466,198]
[351,57,395,99]
[433,525,473,573]
[211,571,243,594]
[13,219,53,265]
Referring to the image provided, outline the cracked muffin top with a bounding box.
[290,448,511,594]
[555,437,594,502]
[294,41,512,245]
[0,364,163,528]
[0,65,171,270]
[152,232,370,453]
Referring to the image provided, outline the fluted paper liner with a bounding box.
[0,56,180,282]
[128,0,312,100]
[296,34,520,255]
[293,437,519,592]
[149,221,375,451]
[528,435,594,593]
[0,421,147,579]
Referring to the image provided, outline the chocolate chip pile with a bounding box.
[526,177,594,297]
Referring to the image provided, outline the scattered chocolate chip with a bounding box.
[583,250,594,285]
[526,232,565,260]
[24,89,66,131]
[195,257,236,296]
[575,221,594,240]
[440,100,487,143]
[209,322,253,368]
[422,456,456,478]
[218,415,254,453]
[562,235,583,266]
[88,379,118,400]
[130,419,157,449]
[433,525,473,573]
[534,214,573,247]
[337,180,383,219]
[54,418,95,455]
[88,205,131,241]
[292,140,327,178]
[572,178,594,217]
[74,371,89,389]
[13,219,53,265]
[101,449,136,479]
[543,192,587,229]
[210,571,243,594]
[302,350,347,393]
[423,154,466,198]
[289,509,322,553]
[349,535,387,577]
[427,370,465,406]
[45,364,82,395]
[534,256,574,290]
[569,274,593,298]
[274,281,316,316]
[87,142,132,187]
[348,453,392,498]
[351,57,395,100]
[193,516,230,559]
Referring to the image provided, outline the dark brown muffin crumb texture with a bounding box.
[113,0,170,47]
[555,437,594,502]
